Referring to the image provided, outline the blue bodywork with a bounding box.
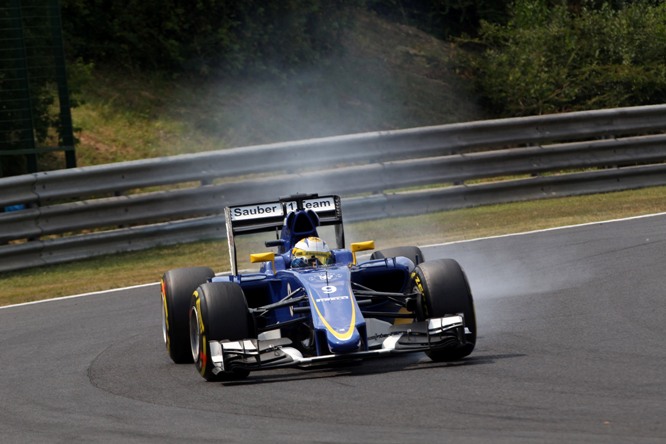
[214,257,413,355]
[216,195,415,356]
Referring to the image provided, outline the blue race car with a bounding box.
[161,194,476,381]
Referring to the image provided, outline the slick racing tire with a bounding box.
[161,267,215,364]
[412,259,476,361]
[190,282,256,382]
[371,246,424,265]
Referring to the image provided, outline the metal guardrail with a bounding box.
[1,104,666,272]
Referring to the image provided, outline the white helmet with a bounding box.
[291,237,333,268]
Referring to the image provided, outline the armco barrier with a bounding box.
[1,104,665,272]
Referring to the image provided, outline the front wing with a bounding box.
[207,315,467,375]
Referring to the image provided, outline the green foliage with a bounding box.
[461,0,666,116]
[61,0,357,77]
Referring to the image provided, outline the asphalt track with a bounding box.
[2,214,666,443]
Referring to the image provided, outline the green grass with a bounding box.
[2,186,666,306]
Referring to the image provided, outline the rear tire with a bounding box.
[190,282,255,381]
[161,267,214,363]
[371,246,424,265]
[412,259,476,361]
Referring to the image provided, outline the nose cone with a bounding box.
[326,328,361,354]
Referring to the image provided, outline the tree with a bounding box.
[461,0,666,116]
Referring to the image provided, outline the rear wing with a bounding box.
[224,194,345,274]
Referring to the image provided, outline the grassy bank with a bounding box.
[72,11,483,167]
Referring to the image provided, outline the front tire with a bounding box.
[412,259,476,361]
[161,267,215,363]
[190,282,255,381]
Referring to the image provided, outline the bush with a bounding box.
[461,0,666,116]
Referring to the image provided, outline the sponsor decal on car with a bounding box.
[308,272,343,282]
[229,196,336,221]
[230,203,283,221]
[284,197,336,213]
[315,295,349,303]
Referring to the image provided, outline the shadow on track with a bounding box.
[220,352,525,387]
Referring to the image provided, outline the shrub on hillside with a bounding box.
[461,0,666,116]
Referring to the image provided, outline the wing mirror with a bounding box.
[250,252,276,274]
[350,240,375,265]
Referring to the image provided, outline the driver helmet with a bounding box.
[291,237,333,268]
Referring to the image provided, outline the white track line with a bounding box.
[422,211,666,248]
[3,211,666,310]
[0,282,158,310]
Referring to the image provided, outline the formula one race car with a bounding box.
[161,194,476,381]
